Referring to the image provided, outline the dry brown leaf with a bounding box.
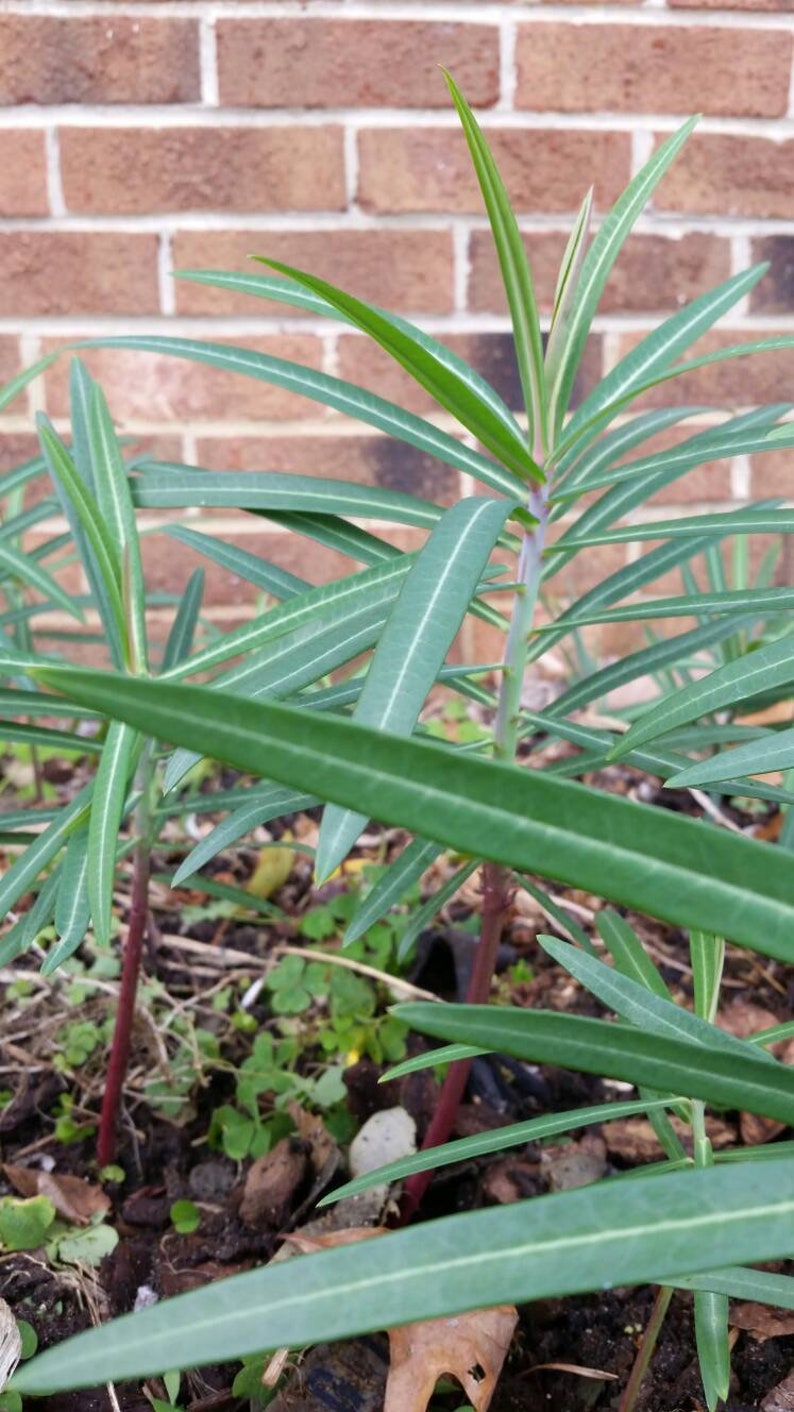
[284,1227,517,1411]
[3,1164,109,1225]
[524,1360,619,1381]
[239,1138,308,1230]
[384,1306,518,1411]
[762,1368,794,1410]
[602,1114,735,1164]
[718,1002,794,1145]
[729,1303,794,1342]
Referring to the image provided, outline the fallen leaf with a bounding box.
[0,1298,21,1391]
[729,1303,794,1342]
[384,1305,518,1411]
[602,1114,735,1164]
[239,1138,308,1230]
[541,1135,606,1192]
[247,843,295,900]
[762,1368,794,1410]
[3,1164,109,1226]
[284,1228,516,1411]
[525,1361,618,1381]
[718,1002,794,1145]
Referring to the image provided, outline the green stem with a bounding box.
[619,1285,675,1412]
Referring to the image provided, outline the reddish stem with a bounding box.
[96,837,151,1168]
[399,862,512,1222]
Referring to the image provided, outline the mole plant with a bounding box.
[6,76,794,1407]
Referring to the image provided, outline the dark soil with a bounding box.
[1,771,792,1411]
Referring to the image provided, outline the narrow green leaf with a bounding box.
[172,787,317,886]
[257,257,538,481]
[161,569,204,674]
[87,381,148,671]
[15,1160,794,1393]
[614,634,794,758]
[0,787,91,921]
[598,909,671,1001]
[545,506,794,552]
[316,498,513,879]
[0,721,101,754]
[345,836,442,945]
[443,70,546,450]
[395,1003,794,1121]
[88,722,139,946]
[539,936,770,1065]
[81,337,523,500]
[667,727,794,788]
[0,868,60,965]
[396,859,479,962]
[549,118,699,433]
[541,585,794,629]
[322,1096,669,1205]
[168,526,305,602]
[133,464,446,532]
[545,188,593,389]
[31,667,794,960]
[0,354,56,416]
[49,827,91,972]
[694,1290,730,1411]
[36,417,125,638]
[551,405,708,504]
[0,541,84,622]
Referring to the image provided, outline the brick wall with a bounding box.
[1,0,793,661]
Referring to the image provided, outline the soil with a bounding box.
[1,766,792,1412]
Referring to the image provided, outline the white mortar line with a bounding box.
[343,124,360,211]
[631,128,654,180]
[199,15,219,108]
[498,17,517,114]
[18,331,43,415]
[731,454,752,500]
[452,224,470,316]
[157,231,176,316]
[44,127,65,217]
[2,107,794,135]
[730,233,754,315]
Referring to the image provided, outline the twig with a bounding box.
[273,944,439,1003]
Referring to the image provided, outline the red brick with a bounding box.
[42,337,324,425]
[469,230,731,315]
[0,132,48,217]
[749,238,794,313]
[751,451,794,500]
[22,532,85,599]
[0,341,29,418]
[0,17,199,104]
[357,127,630,214]
[217,19,499,108]
[337,331,602,417]
[60,128,346,215]
[515,23,791,117]
[0,234,159,317]
[656,134,794,219]
[194,432,460,506]
[173,230,455,316]
[613,329,794,409]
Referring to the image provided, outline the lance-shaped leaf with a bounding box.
[86,381,148,672]
[30,667,794,960]
[133,464,446,532]
[0,868,60,966]
[598,909,671,1001]
[0,721,101,755]
[88,722,139,946]
[545,506,794,553]
[48,826,92,973]
[539,586,794,629]
[395,859,479,961]
[443,70,546,450]
[0,786,91,921]
[539,936,773,1065]
[316,498,514,880]
[256,258,537,482]
[161,569,205,674]
[14,1159,794,1394]
[0,353,56,416]
[345,836,443,946]
[666,727,794,789]
[613,634,794,758]
[173,786,317,886]
[552,405,708,505]
[395,1003,794,1122]
[545,188,593,389]
[549,118,698,434]
[81,336,523,500]
[0,541,84,622]
[323,1096,670,1205]
[168,526,305,602]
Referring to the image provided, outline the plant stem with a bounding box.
[399,486,548,1221]
[619,1285,675,1412]
[96,747,154,1169]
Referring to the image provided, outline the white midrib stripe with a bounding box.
[373,499,499,730]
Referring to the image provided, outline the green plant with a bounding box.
[5,76,794,1407]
